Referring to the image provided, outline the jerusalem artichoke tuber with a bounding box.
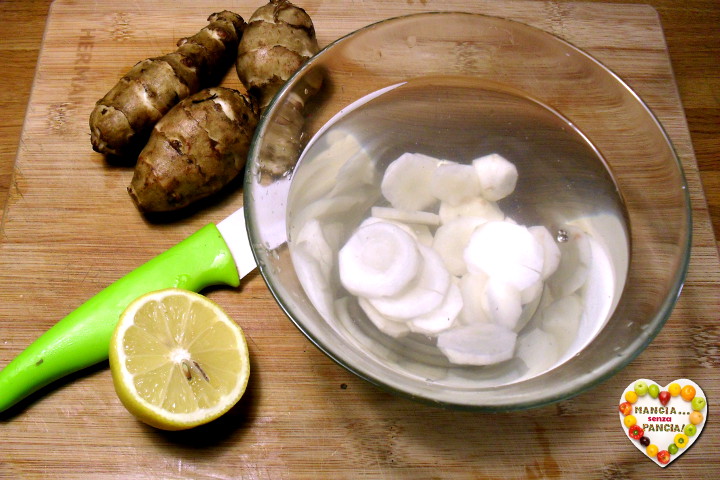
[127,87,259,212]
[90,11,246,158]
[235,0,322,182]
[236,0,319,111]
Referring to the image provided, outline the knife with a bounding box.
[0,207,259,413]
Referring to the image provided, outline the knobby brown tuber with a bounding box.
[90,11,246,158]
[127,87,259,212]
[236,0,319,112]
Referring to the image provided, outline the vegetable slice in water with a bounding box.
[359,216,434,246]
[358,297,410,338]
[433,216,488,276]
[472,153,519,201]
[481,279,523,331]
[368,244,451,320]
[430,162,481,205]
[338,221,421,298]
[438,197,504,224]
[516,328,560,377]
[437,323,518,366]
[295,218,334,278]
[407,282,463,335]
[529,225,561,280]
[381,152,441,211]
[464,220,545,291]
[520,278,543,306]
[540,294,583,353]
[371,206,441,226]
[458,272,491,325]
[547,225,592,298]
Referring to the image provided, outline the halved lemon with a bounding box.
[109,288,250,430]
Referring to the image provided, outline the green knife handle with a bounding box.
[0,223,240,413]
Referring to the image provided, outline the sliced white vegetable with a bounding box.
[371,206,440,227]
[432,216,488,276]
[291,193,376,245]
[576,234,616,348]
[458,272,491,325]
[334,297,390,355]
[407,282,463,336]
[520,278,543,306]
[516,285,543,333]
[481,279,523,330]
[516,328,560,378]
[407,224,434,247]
[368,244,451,319]
[327,136,378,196]
[472,153,518,201]
[381,152,441,211]
[430,162,482,205]
[295,218,334,278]
[360,216,434,247]
[529,225,561,280]
[358,297,410,338]
[320,221,345,255]
[438,197,504,224]
[338,221,421,298]
[291,243,334,321]
[358,216,416,238]
[537,285,557,314]
[540,294,582,353]
[464,220,544,291]
[436,323,517,366]
[547,225,592,298]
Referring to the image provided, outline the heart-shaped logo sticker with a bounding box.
[619,379,707,467]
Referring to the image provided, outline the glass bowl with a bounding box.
[244,12,691,410]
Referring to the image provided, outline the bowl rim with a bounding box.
[244,11,692,410]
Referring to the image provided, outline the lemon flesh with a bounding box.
[109,288,249,430]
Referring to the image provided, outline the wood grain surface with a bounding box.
[1,1,718,478]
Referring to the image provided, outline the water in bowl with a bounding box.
[286,76,630,386]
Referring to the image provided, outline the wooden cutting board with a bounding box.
[1,1,718,478]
